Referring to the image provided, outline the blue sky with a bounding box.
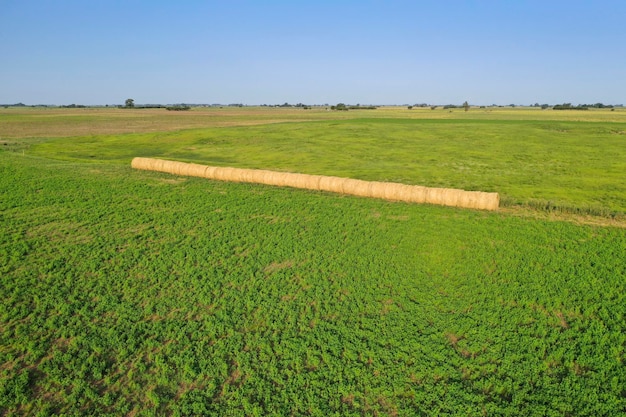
[2,1,625,105]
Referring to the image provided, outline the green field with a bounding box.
[15,107,626,216]
[1,107,625,415]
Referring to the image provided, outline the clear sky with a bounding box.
[2,0,625,105]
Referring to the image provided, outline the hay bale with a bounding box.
[211,167,235,181]
[203,166,219,179]
[406,185,428,204]
[427,188,447,206]
[289,173,322,190]
[131,157,499,211]
[350,180,373,197]
[170,161,189,176]
[367,181,387,199]
[341,179,364,195]
[474,192,499,211]
[130,157,149,170]
[186,162,209,178]
[235,168,256,183]
[259,171,278,187]
[318,176,344,194]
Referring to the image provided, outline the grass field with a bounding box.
[4,106,626,217]
[1,107,626,415]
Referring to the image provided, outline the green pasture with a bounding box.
[1,152,625,416]
[1,107,626,415]
[27,116,626,214]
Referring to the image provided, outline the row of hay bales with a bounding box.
[131,157,499,211]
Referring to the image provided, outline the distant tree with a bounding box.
[125,98,135,108]
[463,101,469,112]
[334,103,347,111]
[407,106,413,110]
[553,103,588,111]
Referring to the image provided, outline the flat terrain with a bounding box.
[1,107,625,415]
[4,106,626,219]
[2,106,626,138]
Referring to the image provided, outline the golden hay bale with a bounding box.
[131,158,499,211]
[257,170,284,187]
[203,166,219,179]
[406,184,425,202]
[152,159,167,173]
[385,184,410,202]
[167,161,183,175]
[251,169,273,185]
[278,172,297,187]
[341,178,364,195]
[377,182,396,201]
[231,168,250,182]
[234,168,256,183]
[349,180,373,198]
[289,173,322,190]
[426,188,447,206]
[162,160,180,175]
[286,173,307,189]
[130,157,148,170]
[133,157,167,174]
[185,162,209,178]
[406,185,428,204]
[318,176,344,194]
[475,192,499,211]
[366,181,386,199]
[442,189,462,207]
[307,175,324,191]
[245,169,268,184]
[455,191,475,209]
[211,167,236,181]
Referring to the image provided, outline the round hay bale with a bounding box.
[151,159,167,173]
[235,168,256,183]
[366,181,386,199]
[475,192,499,211]
[426,188,447,206]
[261,171,282,187]
[348,180,371,197]
[341,179,363,196]
[185,162,208,178]
[130,158,499,211]
[131,157,148,170]
[202,166,218,179]
[306,175,324,191]
[289,173,321,190]
[455,191,474,209]
[244,169,265,184]
[211,167,234,181]
[166,161,183,176]
[318,176,343,194]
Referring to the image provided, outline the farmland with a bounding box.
[1,107,626,415]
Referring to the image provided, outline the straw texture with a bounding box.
[131,157,499,211]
